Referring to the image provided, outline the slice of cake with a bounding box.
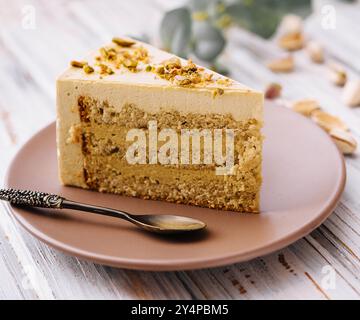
[57,37,263,213]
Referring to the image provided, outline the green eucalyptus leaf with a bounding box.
[193,22,226,62]
[187,0,218,12]
[226,0,312,38]
[160,7,192,52]
[171,25,191,57]
[226,3,281,38]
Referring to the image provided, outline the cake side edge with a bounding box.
[56,78,88,188]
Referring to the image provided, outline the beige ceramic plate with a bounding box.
[4,104,345,271]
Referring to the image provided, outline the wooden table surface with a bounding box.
[1,0,360,300]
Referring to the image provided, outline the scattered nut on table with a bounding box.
[278,32,305,51]
[291,99,320,117]
[276,15,304,51]
[290,99,355,155]
[265,83,282,99]
[342,79,360,107]
[311,109,349,132]
[328,62,347,86]
[267,56,294,73]
[329,128,357,154]
[306,41,324,63]
[277,14,303,36]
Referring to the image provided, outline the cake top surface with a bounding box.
[58,37,258,94]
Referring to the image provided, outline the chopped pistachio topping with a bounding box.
[213,88,225,98]
[98,63,114,75]
[217,88,225,95]
[83,64,94,74]
[123,59,138,68]
[112,37,135,47]
[71,60,87,68]
[151,57,232,88]
[95,42,148,73]
[174,75,192,86]
[216,78,232,86]
[155,65,165,75]
[75,38,233,86]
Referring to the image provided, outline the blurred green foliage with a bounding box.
[226,0,311,38]
[159,0,355,66]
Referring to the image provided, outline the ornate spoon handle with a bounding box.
[0,188,64,209]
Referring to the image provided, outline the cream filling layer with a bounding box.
[57,80,263,123]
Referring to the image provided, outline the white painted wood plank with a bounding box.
[0,228,38,299]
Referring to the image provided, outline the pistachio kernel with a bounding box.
[71,60,87,68]
[112,37,135,47]
[83,64,94,74]
[213,88,225,98]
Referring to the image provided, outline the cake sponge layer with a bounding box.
[60,96,262,212]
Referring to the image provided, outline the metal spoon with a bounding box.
[0,188,206,234]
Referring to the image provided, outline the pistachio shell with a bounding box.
[330,129,357,155]
[277,14,303,36]
[267,56,294,73]
[328,62,347,86]
[311,110,348,132]
[292,99,320,117]
[342,79,360,107]
[278,32,305,51]
[306,41,324,63]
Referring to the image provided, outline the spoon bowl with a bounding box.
[131,214,207,233]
